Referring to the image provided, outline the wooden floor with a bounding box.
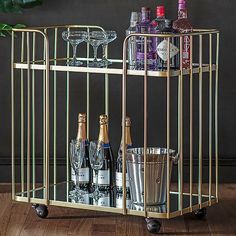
[0,184,236,236]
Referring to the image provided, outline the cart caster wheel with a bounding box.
[32,204,48,219]
[194,207,207,219]
[145,218,161,234]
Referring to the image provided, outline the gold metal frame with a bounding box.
[11,25,219,219]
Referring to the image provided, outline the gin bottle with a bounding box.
[156,19,180,70]
[115,117,132,209]
[136,7,156,70]
[173,0,193,69]
[126,12,140,70]
[151,6,166,29]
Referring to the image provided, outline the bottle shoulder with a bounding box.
[173,18,193,33]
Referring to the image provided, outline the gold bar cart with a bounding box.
[11,25,219,234]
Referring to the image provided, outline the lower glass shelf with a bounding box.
[15,181,216,218]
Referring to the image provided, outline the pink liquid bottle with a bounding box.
[173,0,193,69]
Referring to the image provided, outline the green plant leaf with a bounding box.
[13,23,26,28]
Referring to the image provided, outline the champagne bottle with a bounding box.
[93,115,114,192]
[71,113,91,196]
[116,117,132,209]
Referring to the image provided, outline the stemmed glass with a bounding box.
[85,31,107,67]
[101,30,117,67]
[89,141,105,202]
[62,31,87,66]
[69,139,85,199]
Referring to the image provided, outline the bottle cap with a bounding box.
[141,7,150,12]
[156,6,165,17]
[130,12,139,23]
[78,113,86,123]
[99,114,108,125]
[178,0,186,10]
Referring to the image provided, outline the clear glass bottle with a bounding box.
[93,115,114,195]
[126,12,140,70]
[71,113,91,191]
[115,117,132,209]
[173,0,193,69]
[136,7,156,71]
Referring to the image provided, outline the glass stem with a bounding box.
[76,170,80,191]
[72,44,78,61]
[102,44,107,60]
[93,46,98,62]
[95,170,99,192]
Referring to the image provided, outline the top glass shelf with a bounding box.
[14,58,216,78]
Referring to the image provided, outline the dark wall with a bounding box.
[0,0,235,182]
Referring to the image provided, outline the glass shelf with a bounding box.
[16,181,215,216]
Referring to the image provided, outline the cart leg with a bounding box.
[145,218,161,234]
[194,207,207,219]
[32,204,48,219]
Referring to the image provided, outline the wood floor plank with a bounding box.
[1,184,236,236]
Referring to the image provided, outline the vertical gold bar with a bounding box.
[143,36,148,217]
[215,33,220,202]
[86,27,90,139]
[66,27,70,201]
[26,32,31,202]
[32,32,36,198]
[11,32,15,200]
[44,34,50,205]
[178,36,183,213]
[21,32,25,195]
[166,37,171,218]
[122,37,128,215]
[198,34,203,208]
[43,29,47,199]
[54,27,58,200]
[209,33,213,205]
[189,35,193,211]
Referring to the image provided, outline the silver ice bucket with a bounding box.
[126,148,179,206]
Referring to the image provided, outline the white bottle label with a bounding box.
[93,170,110,185]
[94,196,110,207]
[78,168,89,182]
[116,197,132,209]
[157,39,179,62]
[78,193,90,204]
[116,172,130,188]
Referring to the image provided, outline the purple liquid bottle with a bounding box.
[136,7,156,70]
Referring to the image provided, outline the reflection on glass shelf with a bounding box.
[16,181,215,214]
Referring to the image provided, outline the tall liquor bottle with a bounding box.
[156,19,180,70]
[173,0,193,69]
[116,117,132,209]
[136,7,156,71]
[151,6,166,29]
[93,115,114,191]
[126,12,140,70]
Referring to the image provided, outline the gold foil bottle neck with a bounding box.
[125,116,131,127]
[78,113,86,123]
[99,114,108,125]
[76,113,87,141]
[98,114,109,144]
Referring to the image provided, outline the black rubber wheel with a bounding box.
[145,218,161,234]
[32,204,48,219]
[194,207,207,219]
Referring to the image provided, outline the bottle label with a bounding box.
[93,170,110,185]
[157,39,179,62]
[94,196,110,207]
[78,193,90,204]
[116,172,130,188]
[116,197,132,209]
[78,168,89,182]
[182,35,191,68]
